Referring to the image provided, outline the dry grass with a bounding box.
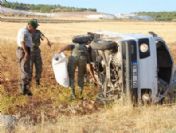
[0,21,176,133]
[11,104,176,133]
[1,21,176,44]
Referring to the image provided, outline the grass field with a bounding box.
[0,21,176,133]
[1,21,176,44]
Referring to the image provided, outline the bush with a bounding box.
[138,11,176,21]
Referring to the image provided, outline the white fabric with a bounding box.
[17,28,32,48]
[52,53,69,88]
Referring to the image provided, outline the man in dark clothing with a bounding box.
[59,35,96,100]
[30,19,51,86]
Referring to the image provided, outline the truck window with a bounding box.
[121,40,137,61]
[129,40,137,63]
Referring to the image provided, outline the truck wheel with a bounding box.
[90,40,117,50]
[142,93,151,105]
[72,35,93,44]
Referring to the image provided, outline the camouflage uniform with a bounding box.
[16,47,31,93]
[30,30,44,85]
[68,43,90,97]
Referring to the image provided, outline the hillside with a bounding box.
[0,5,56,17]
[1,1,176,21]
[1,1,97,13]
[0,5,117,21]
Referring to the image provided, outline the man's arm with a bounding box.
[19,30,30,61]
[40,32,51,47]
[59,44,74,53]
[43,35,51,47]
[21,41,29,61]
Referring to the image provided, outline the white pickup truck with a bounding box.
[88,31,176,104]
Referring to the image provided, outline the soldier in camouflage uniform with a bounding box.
[30,19,51,86]
[59,36,96,100]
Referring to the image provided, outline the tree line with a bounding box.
[138,12,176,21]
[1,1,97,13]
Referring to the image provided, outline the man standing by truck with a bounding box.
[30,19,51,86]
[59,35,96,100]
[16,20,36,96]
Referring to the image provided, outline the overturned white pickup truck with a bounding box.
[88,31,176,104]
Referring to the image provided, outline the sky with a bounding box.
[8,0,176,14]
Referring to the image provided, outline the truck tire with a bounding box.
[90,40,117,50]
[72,35,93,44]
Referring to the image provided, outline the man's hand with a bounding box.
[24,52,29,62]
[58,44,73,54]
[21,41,29,62]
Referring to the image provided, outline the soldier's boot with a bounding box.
[79,88,83,99]
[70,88,76,100]
[36,79,40,87]
[24,89,33,96]
[22,84,33,96]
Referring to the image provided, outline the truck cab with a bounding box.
[89,31,175,104]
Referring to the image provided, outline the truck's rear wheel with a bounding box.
[72,35,93,44]
[142,93,151,105]
[90,40,117,50]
